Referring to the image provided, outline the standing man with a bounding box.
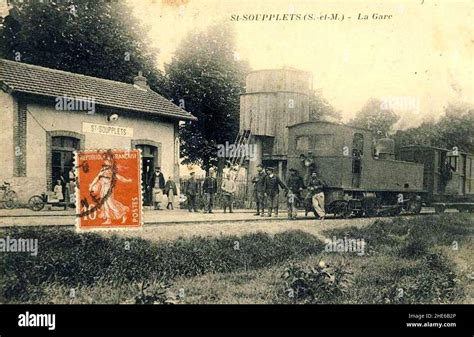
[264,167,287,217]
[68,167,76,206]
[221,173,237,213]
[147,167,166,210]
[185,172,199,212]
[251,164,266,216]
[287,168,305,207]
[440,157,455,194]
[164,176,178,210]
[307,171,326,220]
[202,168,218,213]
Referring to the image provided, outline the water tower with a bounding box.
[240,68,312,178]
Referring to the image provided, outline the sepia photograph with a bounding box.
[0,0,472,333]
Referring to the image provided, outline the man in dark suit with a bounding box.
[185,172,199,212]
[287,168,305,206]
[251,164,266,216]
[147,167,165,210]
[264,167,287,217]
[202,168,218,213]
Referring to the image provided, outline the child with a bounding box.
[54,180,64,201]
[287,191,297,220]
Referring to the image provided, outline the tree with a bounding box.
[0,0,168,95]
[309,89,342,121]
[435,102,474,153]
[396,102,474,153]
[395,121,439,147]
[166,23,250,171]
[349,98,400,137]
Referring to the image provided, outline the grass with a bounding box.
[0,214,472,304]
[0,227,323,303]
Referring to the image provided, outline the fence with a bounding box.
[178,177,288,210]
[179,176,248,209]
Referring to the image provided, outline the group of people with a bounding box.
[252,164,327,219]
[147,167,178,210]
[183,169,236,213]
[52,167,76,205]
[148,165,327,220]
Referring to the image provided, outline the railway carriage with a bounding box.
[399,145,474,213]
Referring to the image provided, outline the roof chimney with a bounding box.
[133,71,149,90]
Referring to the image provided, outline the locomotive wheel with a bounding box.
[365,208,377,217]
[333,201,351,219]
[408,200,422,215]
[354,210,364,217]
[4,191,18,209]
[28,195,45,211]
[434,205,445,214]
[388,206,402,216]
[362,198,378,217]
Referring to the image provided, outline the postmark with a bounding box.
[75,149,143,231]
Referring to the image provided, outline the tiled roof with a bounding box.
[0,58,196,121]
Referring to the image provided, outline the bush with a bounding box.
[280,260,352,304]
[0,227,323,302]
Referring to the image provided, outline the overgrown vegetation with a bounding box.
[0,228,323,303]
[275,214,472,304]
[0,214,471,304]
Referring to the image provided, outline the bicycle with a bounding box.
[0,181,19,209]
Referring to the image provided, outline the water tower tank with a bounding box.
[240,68,311,157]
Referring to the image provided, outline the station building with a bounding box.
[0,58,196,204]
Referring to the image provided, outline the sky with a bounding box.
[128,0,473,128]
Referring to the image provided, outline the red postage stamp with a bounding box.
[75,149,142,231]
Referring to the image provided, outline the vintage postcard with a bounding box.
[75,149,142,230]
[0,0,472,332]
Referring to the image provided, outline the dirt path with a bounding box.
[102,217,379,243]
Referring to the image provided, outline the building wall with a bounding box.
[3,98,178,203]
[240,69,311,159]
[0,91,14,181]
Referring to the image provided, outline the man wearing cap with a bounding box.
[307,171,327,219]
[202,168,218,213]
[147,167,166,210]
[185,172,199,212]
[264,167,287,217]
[251,164,266,216]
[287,168,305,206]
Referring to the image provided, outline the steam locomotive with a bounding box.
[287,121,474,217]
